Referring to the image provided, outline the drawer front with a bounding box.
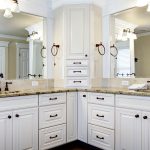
[66,78,88,87]
[66,59,88,67]
[39,104,66,129]
[39,93,66,106]
[39,124,66,150]
[0,95,38,111]
[89,93,114,106]
[116,95,150,111]
[88,124,114,150]
[88,104,114,129]
[66,67,88,77]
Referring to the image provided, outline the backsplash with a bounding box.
[0,79,54,92]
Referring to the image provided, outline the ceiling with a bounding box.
[114,6,150,34]
[0,10,43,38]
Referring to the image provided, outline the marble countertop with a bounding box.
[0,87,150,98]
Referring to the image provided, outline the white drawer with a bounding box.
[89,93,114,106]
[88,104,114,129]
[66,78,88,87]
[66,67,88,77]
[88,124,114,150]
[66,59,88,67]
[39,124,66,150]
[39,104,66,129]
[116,95,150,111]
[0,95,38,111]
[39,93,66,106]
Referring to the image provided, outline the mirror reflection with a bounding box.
[111,6,150,78]
[0,10,45,80]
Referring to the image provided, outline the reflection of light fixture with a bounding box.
[27,31,39,41]
[4,8,13,18]
[121,28,137,41]
[136,0,148,7]
[3,0,20,19]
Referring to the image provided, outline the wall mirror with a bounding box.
[111,6,150,78]
[0,10,46,80]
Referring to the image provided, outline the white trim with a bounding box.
[0,34,26,41]
[0,41,9,47]
[16,43,29,79]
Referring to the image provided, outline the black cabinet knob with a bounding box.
[135,114,139,118]
[83,95,86,97]
[143,116,148,119]
[8,115,11,119]
[15,114,19,118]
[85,54,88,57]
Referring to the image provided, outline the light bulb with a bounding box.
[136,0,148,7]
[132,33,137,40]
[122,30,128,41]
[12,3,20,13]
[4,8,13,18]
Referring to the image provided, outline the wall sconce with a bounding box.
[27,31,39,41]
[121,28,137,41]
[3,0,20,18]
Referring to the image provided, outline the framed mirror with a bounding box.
[0,10,46,80]
[111,6,150,78]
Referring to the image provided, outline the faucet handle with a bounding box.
[5,82,12,91]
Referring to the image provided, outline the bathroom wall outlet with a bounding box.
[32,81,39,87]
[121,80,129,86]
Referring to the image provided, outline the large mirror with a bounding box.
[111,6,150,78]
[0,10,46,80]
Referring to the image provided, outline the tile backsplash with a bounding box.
[0,79,54,92]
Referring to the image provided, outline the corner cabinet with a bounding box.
[53,4,102,88]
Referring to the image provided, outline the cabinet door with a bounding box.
[66,5,89,59]
[13,108,38,150]
[116,108,142,150]
[67,92,78,142]
[142,111,150,150]
[78,92,88,143]
[0,111,12,150]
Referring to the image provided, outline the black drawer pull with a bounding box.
[96,135,104,140]
[49,97,57,101]
[15,114,19,118]
[50,135,58,139]
[73,71,82,73]
[74,81,82,83]
[73,62,81,64]
[96,114,104,118]
[8,115,12,119]
[50,114,58,118]
[83,95,86,97]
[97,97,104,100]
[143,116,148,119]
[135,114,139,118]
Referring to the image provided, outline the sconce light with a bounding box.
[27,31,39,41]
[121,28,137,41]
[3,0,20,18]
[136,0,148,7]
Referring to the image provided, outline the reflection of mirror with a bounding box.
[0,10,45,80]
[111,6,150,78]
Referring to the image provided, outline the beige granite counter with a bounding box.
[0,87,150,98]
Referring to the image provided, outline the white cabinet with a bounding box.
[78,92,88,143]
[0,111,12,150]
[67,92,78,142]
[116,108,142,150]
[66,5,89,59]
[39,93,67,150]
[53,4,102,87]
[88,93,115,150]
[116,95,150,150]
[0,96,38,150]
[13,108,38,150]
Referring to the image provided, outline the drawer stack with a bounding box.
[88,93,115,150]
[65,59,89,87]
[39,93,67,150]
